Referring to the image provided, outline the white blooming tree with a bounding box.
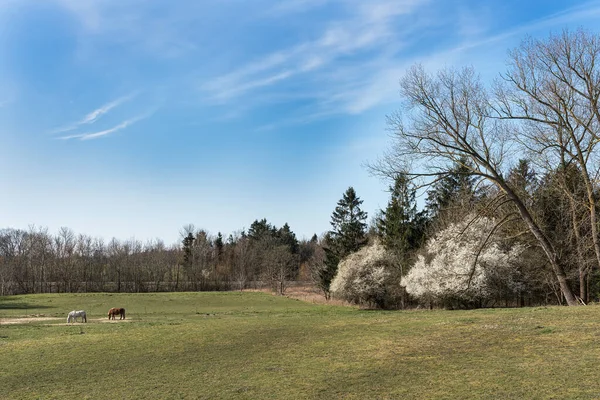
[403,215,522,308]
[330,241,396,308]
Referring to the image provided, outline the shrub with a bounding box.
[403,215,522,308]
[330,241,397,308]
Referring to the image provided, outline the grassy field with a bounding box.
[1,292,600,399]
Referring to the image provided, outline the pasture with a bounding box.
[1,292,600,399]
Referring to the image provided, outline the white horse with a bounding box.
[67,310,87,323]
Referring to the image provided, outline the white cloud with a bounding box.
[80,93,136,125]
[45,0,600,127]
[201,0,428,104]
[58,112,151,140]
[204,0,600,126]
[50,93,137,134]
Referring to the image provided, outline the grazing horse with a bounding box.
[67,310,87,323]
[108,307,126,320]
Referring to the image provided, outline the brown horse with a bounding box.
[108,307,126,320]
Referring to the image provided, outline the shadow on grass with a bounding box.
[0,299,52,310]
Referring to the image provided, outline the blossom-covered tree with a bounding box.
[330,241,395,308]
[403,215,522,308]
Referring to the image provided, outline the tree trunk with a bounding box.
[568,196,588,302]
[579,271,587,303]
[583,177,600,276]
[498,180,579,305]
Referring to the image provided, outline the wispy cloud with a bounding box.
[58,112,152,141]
[201,0,428,105]
[449,1,600,54]
[50,93,137,134]
[203,0,600,127]
[81,93,136,125]
[45,0,600,131]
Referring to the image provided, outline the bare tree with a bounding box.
[495,29,600,280]
[263,244,297,295]
[373,64,579,305]
[195,230,215,290]
[144,239,170,292]
[107,238,123,292]
[0,229,29,294]
[53,227,77,293]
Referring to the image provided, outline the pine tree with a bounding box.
[215,232,224,259]
[320,187,368,298]
[277,223,299,254]
[247,219,277,241]
[425,156,477,220]
[329,187,368,255]
[320,248,339,300]
[377,173,425,255]
[182,232,195,277]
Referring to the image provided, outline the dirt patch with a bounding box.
[97,318,132,323]
[0,316,134,326]
[61,319,133,325]
[0,317,61,325]
[58,318,132,326]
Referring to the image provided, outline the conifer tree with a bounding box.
[215,232,224,259]
[329,187,368,255]
[425,156,477,221]
[182,232,195,268]
[377,173,425,255]
[320,187,368,298]
[278,223,299,254]
[247,218,277,241]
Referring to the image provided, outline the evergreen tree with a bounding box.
[320,234,339,300]
[277,223,299,254]
[425,156,477,220]
[182,232,195,278]
[182,233,195,265]
[276,222,300,279]
[375,173,427,308]
[320,187,368,298]
[227,234,235,245]
[377,173,426,254]
[329,187,368,255]
[215,232,224,259]
[247,218,277,241]
[507,159,537,207]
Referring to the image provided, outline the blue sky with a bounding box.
[2,0,600,245]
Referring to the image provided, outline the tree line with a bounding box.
[0,221,323,296]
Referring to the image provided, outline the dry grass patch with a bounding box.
[0,316,60,325]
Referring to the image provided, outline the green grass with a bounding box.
[1,292,600,399]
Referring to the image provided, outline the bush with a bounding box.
[330,242,397,308]
[403,215,522,308]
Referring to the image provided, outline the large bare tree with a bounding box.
[495,30,600,286]
[374,64,580,305]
